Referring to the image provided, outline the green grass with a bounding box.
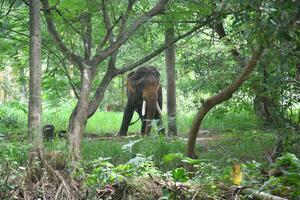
[43,107,259,136]
[0,102,259,136]
[199,130,276,164]
[82,136,188,170]
[81,130,278,170]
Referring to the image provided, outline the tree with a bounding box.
[165,21,177,136]
[187,47,264,158]
[40,0,216,161]
[186,0,299,158]
[28,0,42,147]
[40,0,170,161]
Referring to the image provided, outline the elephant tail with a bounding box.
[129,116,140,126]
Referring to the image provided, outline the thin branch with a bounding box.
[0,0,4,10]
[95,16,122,52]
[5,0,16,16]
[102,0,115,44]
[93,0,169,65]
[114,14,216,75]
[117,0,136,39]
[41,0,83,70]
[54,7,81,35]
[60,60,80,99]
[21,0,29,7]
[0,26,29,37]
[80,12,92,60]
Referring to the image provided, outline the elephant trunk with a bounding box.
[143,96,156,136]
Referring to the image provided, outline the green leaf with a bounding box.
[182,157,202,165]
[162,153,183,163]
[172,167,189,182]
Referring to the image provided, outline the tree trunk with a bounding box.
[19,67,27,103]
[68,68,92,161]
[296,63,300,82]
[187,48,264,158]
[165,22,177,136]
[28,0,42,147]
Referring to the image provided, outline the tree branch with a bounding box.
[95,16,121,52]
[212,22,242,63]
[117,0,136,39]
[41,0,84,70]
[93,0,169,65]
[80,12,93,60]
[87,59,116,117]
[114,14,216,75]
[5,0,16,16]
[54,7,81,35]
[102,0,115,44]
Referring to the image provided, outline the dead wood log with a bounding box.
[219,184,288,200]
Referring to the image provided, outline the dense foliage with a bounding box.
[0,0,299,199]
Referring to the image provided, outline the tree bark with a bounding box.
[28,0,42,147]
[187,48,264,158]
[68,68,92,161]
[165,22,177,136]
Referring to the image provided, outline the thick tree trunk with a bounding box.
[28,0,42,146]
[165,22,177,136]
[187,48,263,158]
[253,64,287,128]
[68,69,92,161]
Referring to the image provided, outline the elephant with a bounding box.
[119,66,165,136]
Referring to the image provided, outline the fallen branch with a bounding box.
[219,184,288,200]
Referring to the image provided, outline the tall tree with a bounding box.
[165,21,177,136]
[28,0,42,146]
[40,0,215,160]
[41,0,170,161]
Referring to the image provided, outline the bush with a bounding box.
[0,101,27,130]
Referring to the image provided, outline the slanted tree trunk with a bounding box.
[68,68,92,160]
[213,22,280,128]
[165,21,177,136]
[28,0,42,147]
[187,48,264,158]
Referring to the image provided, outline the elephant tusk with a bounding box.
[142,100,146,116]
[156,102,163,116]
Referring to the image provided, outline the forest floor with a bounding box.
[1,107,299,199]
[2,128,299,199]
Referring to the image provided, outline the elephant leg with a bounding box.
[119,101,135,136]
[155,112,165,135]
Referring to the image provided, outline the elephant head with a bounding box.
[119,66,165,136]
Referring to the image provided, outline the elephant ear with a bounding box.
[127,76,136,96]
